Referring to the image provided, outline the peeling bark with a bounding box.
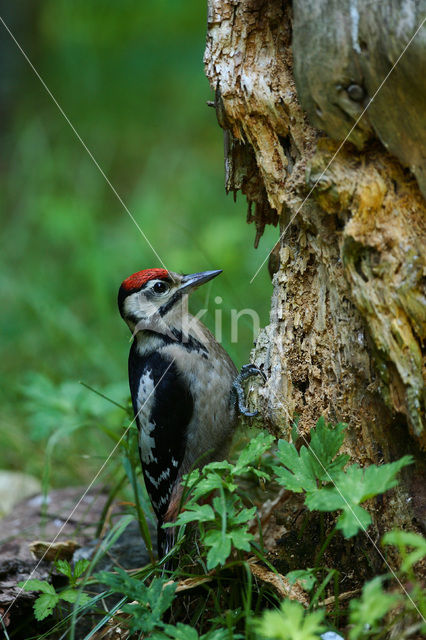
[204,0,425,543]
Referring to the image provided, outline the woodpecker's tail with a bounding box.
[157,521,175,562]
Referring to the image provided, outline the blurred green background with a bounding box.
[0,0,276,489]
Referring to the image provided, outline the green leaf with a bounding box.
[349,577,399,639]
[286,569,317,592]
[201,631,233,640]
[250,468,271,481]
[274,439,317,493]
[229,527,253,552]
[291,418,300,445]
[204,530,232,569]
[163,622,200,640]
[33,592,60,621]
[100,574,177,633]
[55,559,72,578]
[360,456,414,499]
[171,504,216,527]
[233,431,275,475]
[190,471,237,502]
[305,488,346,513]
[306,456,413,538]
[274,419,349,495]
[59,588,91,605]
[383,530,426,572]
[256,599,326,640]
[73,558,90,578]
[18,579,56,595]
[212,494,228,520]
[335,504,372,538]
[309,420,349,481]
[231,506,256,525]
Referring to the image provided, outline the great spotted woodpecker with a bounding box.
[118,268,262,557]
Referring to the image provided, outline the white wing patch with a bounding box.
[145,467,171,489]
[136,369,158,464]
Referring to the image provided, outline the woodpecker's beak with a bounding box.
[179,270,222,293]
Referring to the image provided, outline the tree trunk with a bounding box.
[204,0,426,557]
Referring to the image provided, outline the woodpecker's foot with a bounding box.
[233,364,266,417]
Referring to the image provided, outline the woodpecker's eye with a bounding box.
[152,281,169,295]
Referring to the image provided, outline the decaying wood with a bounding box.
[293,0,426,198]
[247,558,309,606]
[205,0,425,547]
[0,487,108,623]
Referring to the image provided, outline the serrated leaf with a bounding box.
[201,630,234,640]
[233,432,275,474]
[286,569,317,592]
[59,588,91,605]
[163,622,200,640]
[335,504,372,538]
[274,440,317,493]
[231,506,256,525]
[229,528,252,552]
[73,558,90,578]
[309,420,347,479]
[291,418,300,445]
[250,468,271,481]
[100,573,176,633]
[204,530,232,569]
[171,504,215,527]
[190,472,237,502]
[55,559,72,578]
[306,483,372,538]
[256,599,325,639]
[360,456,414,499]
[18,579,56,594]
[121,603,158,633]
[349,577,399,639]
[183,468,200,490]
[383,529,426,572]
[148,579,177,619]
[305,489,346,513]
[274,420,350,495]
[33,592,59,621]
[212,494,228,519]
[306,456,413,538]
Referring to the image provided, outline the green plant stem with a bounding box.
[314,527,338,568]
[310,569,337,610]
[79,381,129,413]
[95,471,127,537]
[0,613,11,640]
[128,448,155,563]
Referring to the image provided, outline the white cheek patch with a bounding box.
[124,292,144,317]
[136,370,158,464]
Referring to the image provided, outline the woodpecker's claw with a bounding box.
[233,364,266,417]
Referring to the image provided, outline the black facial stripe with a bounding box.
[158,289,183,316]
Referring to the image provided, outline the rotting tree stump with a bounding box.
[204,0,426,561]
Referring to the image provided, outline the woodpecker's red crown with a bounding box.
[121,268,170,293]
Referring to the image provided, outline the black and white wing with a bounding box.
[128,345,193,520]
